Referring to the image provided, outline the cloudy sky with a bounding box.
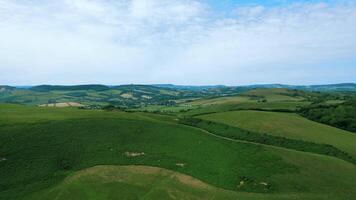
[0,0,355,85]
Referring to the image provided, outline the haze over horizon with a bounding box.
[1,0,356,85]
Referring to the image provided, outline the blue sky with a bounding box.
[207,0,289,8]
[0,0,355,85]
[208,0,338,10]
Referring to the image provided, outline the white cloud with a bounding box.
[0,0,355,85]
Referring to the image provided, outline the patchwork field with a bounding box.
[39,102,84,108]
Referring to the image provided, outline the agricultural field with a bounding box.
[0,85,246,108]
[180,88,314,116]
[0,85,356,200]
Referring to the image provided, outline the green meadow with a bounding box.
[198,110,356,157]
[1,86,356,200]
[0,103,356,200]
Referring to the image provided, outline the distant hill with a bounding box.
[30,84,110,92]
[302,83,356,91]
[113,84,176,93]
[0,86,16,94]
[155,83,356,92]
[0,83,354,108]
[241,83,356,91]
[153,84,227,90]
[5,83,355,92]
[0,85,16,90]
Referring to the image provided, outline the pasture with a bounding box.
[198,110,356,157]
[1,104,356,199]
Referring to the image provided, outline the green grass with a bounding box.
[188,96,253,106]
[26,161,356,200]
[0,104,295,199]
[1,104,356,200]
[180,118,355,164]
[25,165,247,200]
[267,148,356,200]
[199,110,356,157]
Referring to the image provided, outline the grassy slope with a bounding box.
[199,110,356,157]
[24,165,257,200]
[268,148,356,200]
[0,104,292,199]
[1,104,356,200]
[27,162,356,200]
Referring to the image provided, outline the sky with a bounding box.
[0,0,355,86]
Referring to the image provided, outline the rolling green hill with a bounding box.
[30,85,111,92]
[1,104,356,200]
[0,85,246,108]
[1,85,353,116]
[198,110,356,157]
[0,86,355,200]
[0,104,292,198]
[0,85,187,107]
[25,161,356,200]
[26,165,242,200]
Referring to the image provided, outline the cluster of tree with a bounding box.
[179,118,355,164]
[306,91,355,104]
[299,100,356,133]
